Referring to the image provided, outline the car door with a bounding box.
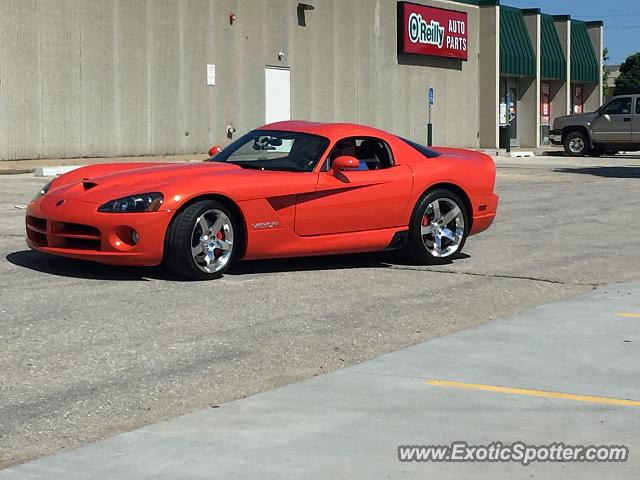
[294,138,413,236]
[634,97,640,143]
[592,97,633,143]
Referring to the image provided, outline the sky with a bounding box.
[503,0,640,64]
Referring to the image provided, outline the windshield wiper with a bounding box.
[226,162,265,170]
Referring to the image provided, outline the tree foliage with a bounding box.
[615,52,640,95]
[602,48,610,98]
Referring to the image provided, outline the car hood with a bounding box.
[45,162,316,206]
[553,112,597,128]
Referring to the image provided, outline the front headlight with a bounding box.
[97,192,164,213]
[33,180,53,201]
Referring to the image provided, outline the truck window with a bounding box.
[601,97,632,115]
[637,98,640,115]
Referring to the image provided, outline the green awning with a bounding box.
[541,15,566,80]
[500,6,536,77]
[570,21,599,83]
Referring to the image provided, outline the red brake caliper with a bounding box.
[215,230,224,257]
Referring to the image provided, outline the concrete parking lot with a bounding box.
[2,279,638,479]
[1,154,639,470]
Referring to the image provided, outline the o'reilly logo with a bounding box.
[408,13,444,48]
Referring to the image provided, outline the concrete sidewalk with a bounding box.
[0,154,207,175]
[2,282,639,479]
[2,150,638,175]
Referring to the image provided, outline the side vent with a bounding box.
[82,181,98,190]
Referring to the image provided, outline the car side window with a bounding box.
[601,97,632,115]
[324,137,394,171]
[637,98,640,115]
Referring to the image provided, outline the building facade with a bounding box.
[0,0,603,160]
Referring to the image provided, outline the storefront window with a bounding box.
[540,82,551,145]
[572,84,583,114]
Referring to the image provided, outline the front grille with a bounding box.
[51,221,101,238]
[26,216,48,246]
[26,216,102,251]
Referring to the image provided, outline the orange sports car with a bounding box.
[26,121,498,280]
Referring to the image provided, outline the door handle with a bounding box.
[623,117,631,122]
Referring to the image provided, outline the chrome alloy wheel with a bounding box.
[420,198,465,258]
[190,209,234,273]
[568,137,585,154]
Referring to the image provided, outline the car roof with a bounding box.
[258,121,394,141]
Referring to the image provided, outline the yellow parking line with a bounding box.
[616,312,640,318]
[425,379,640,407]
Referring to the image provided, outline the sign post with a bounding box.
[428,87,434,146]
[505,91,512,154]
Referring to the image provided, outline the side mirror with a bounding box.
[208,145,222,157]
[330,155,359,175]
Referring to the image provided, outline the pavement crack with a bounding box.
[387,265,602,287]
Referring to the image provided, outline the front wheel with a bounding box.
[163,200,238,280]
[564,131,590,157]
[404,189,469,265]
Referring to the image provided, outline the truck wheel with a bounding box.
[564,132,590,157]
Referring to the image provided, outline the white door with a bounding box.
[265,67,290,124]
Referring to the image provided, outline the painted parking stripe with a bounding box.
[425,379,640,407]
[616,312,640,318]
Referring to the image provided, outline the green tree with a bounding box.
[615,52,640,95]
[602,48,610,98]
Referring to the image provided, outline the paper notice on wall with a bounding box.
[499,103,507,126]
[207,64,216,86]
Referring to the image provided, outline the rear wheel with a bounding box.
[564,131,590,157]
[404,189,469,265]
[163,200,237,280]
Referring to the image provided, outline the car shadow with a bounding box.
[6,249,468,281]
[5,250,168,281]
[229,251,400,275]
[542,151,640,160]
[554,166,640,179]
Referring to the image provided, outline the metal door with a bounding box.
[265,67,291,125]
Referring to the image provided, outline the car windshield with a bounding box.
[208,130,330,172]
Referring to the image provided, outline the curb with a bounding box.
[34,165,85,177]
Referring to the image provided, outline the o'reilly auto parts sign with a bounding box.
[398,2,468,60]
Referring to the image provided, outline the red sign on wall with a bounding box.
[397,2,468,60]
[540,82,551,125]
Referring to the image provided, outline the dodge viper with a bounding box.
[26,121,498,279]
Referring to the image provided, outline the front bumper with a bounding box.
[25,194,173,266]
[549,129,562,146]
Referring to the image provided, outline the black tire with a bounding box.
[163,200,239,280]
[563,131,590,157]
[403,189,469,265]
